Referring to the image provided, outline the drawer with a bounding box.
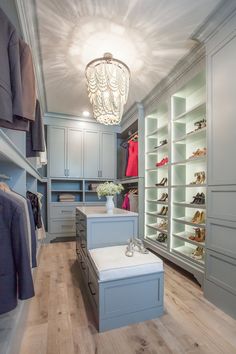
[87,260,99,308]
[78,252,88,282]
[50,205,76,219]
[50,219,76,234]
[206,250,236,296]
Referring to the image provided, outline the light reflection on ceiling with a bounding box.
[35,0,221,118]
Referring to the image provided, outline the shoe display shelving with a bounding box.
[144,69,206,285]
[145,100,170,250]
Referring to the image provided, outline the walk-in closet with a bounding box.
[1,1,236,353]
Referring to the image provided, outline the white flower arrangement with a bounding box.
[97,182,124,199]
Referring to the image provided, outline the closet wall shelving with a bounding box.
[144,69,207,285]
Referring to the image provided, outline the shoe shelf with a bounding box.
[171,156,206,166]
[173,201,206,209]
[146,212,168,219]
[146,144,168,154]
[146,234,168,248]
[145,185,168,189]
[171,184,206,188]
[146,199,168,205]
[144,70,206,285]
[172,216,205,228]
[172,232,205,248]
[146,123,168,138]
[146,223,168,233]
[171,245,205,266]
[173,127,206,144]
[173,101,206,123]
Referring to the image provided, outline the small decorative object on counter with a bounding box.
[97,182,124,213]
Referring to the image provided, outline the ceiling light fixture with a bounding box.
[85,52,130,125]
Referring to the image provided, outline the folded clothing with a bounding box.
[58,194,75,202]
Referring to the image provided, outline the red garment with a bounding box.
[122,193,130,210]
[126,140,138,177]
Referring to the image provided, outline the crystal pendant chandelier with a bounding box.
[85,53,130,125]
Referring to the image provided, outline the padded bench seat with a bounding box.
[84,245,164,332]
[88,245,163,281]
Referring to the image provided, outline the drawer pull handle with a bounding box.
[61,210,73,213]
[80,261,86,270]
[61,225,73,228]
[88,281,96,296]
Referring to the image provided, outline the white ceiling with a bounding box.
[34,0,221,118]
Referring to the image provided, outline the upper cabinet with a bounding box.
[48,126,67,177]
[100,132,116,179]
[84,130,100,178]
[48,126,116,179]
[48,126,83,178]
[83,130,116,179]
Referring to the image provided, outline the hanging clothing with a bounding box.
[122,193,130,211]
[26,100,46,157]
[126,140,138,177]
[0,190,34,315]
[0,9,36,131]
[129,192,139,213]
[27,191,42,229]
[118,142,129,179]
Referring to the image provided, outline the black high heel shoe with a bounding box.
[155,177,168,186]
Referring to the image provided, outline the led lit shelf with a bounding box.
[173,101,206,122]
[171,184,206,188]
[146,123,168,138]
[171,156,206,166]
[173,127,206,144]
[172,216,206,228]
[172,232,205,247]
[146,144,168,154]
[171,245,205,266]
[146,223,168,233]
[173,201,206,209]
[146,200,168,205]
[145,185,168,189]
[146,212,168,219]
[146,234,168,248]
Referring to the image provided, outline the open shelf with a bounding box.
[146,223,168,233]
[146,234,168,248]
[173,201,206,209]
[146,144,169,154]
[146,200,168,205]
[172,216,206,228]
[172,232,205,247]
[171,184,206,188]
[146,123,168,138]
[173,127,206,144]
[172,156,206,166]
[171,245,205,266]
[146,212,168,219]
[173,101,206,123]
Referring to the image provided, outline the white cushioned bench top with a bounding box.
[88,245,163,282]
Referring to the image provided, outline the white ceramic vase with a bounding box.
[106,195,114,214]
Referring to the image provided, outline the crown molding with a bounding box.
[191,0,236,43]
[141,43,205,112]
[15,0,47,115]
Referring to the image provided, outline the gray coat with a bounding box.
[0,190,34,315]
[0,8,36,131]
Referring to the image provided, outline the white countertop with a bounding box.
[76,206,138,218]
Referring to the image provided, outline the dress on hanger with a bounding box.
[126,140,138,177]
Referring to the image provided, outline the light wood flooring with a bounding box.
[19,242,236,354]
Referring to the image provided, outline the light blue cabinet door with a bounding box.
[100,132,115,179]
[68,128,83,177]
[49,127,66,177]
[84,130,100,178]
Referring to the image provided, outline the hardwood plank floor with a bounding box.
[19,243,236,354]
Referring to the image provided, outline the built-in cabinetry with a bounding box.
[48,126,116,179]
[47,124,117,239]
[143,57,207,285]
[197,7,236,319]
